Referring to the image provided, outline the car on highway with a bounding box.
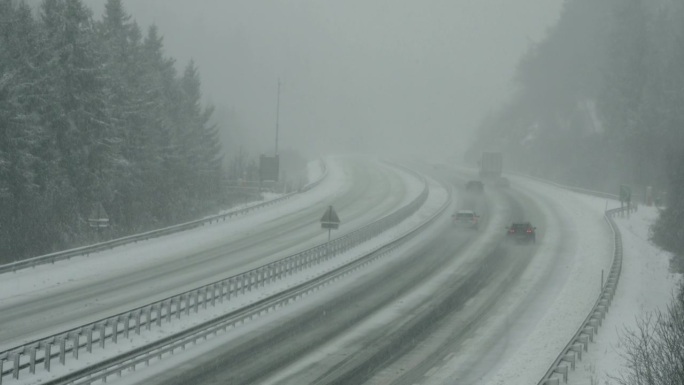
[506,222,536,243]
[465,180,484,193]
[452,210,479,229]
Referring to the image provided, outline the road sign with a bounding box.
[259,154,279,182]
[88,202,110,229]
[88,218,110,228]
[320,205,340,230]
[620,185,632,202]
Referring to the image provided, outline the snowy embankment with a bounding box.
[484,177,681,385]
[467,176,611,385]
[567,206,681,385]
[0,158,339,311]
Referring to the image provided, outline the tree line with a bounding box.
[466,1,684,382]
[466,0,684,258]
[0,0,224,262]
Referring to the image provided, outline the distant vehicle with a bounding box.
[453,210,479,229]
[495,177,510,188]
[479,152,503,179]
[465,180,485,193]
[506,222,536,243]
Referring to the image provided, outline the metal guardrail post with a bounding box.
[58,338,66,365]
[111,320,119,343]
[42,342,51,371]
[11,353,19,379]
[135,309,143,335]
[71,332,80,359]
[568,344,582,360]
[86,328,94,352]
[28,348,36,374]
[99,323,106,347]
[553,366,568,382]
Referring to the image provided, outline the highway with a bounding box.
[0,159,614,385]
[123,167,586,385]
[0,157,418,354]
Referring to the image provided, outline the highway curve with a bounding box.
[0,157,417,353]
[129,168,579,385]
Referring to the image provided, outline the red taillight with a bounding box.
[526,229,533,233]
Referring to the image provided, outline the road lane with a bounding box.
[130,174,526,385]
[0,157,416,352]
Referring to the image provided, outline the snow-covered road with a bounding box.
[3,158,677,385]
[110,167,617,385]
[0,157,421,353]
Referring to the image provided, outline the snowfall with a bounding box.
[0,157,680,385]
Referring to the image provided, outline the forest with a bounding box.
[466,2,684,380]
[0,0,224,262]
[466,0,684,259]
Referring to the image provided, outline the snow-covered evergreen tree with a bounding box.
[0,0,227,261]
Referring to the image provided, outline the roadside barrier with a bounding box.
[0,163,433,384]
[538,202,637,385]
[0,161,328,275]
[43,176,450,385]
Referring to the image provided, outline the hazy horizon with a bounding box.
[80,0,563,161]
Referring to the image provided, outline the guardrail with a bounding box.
[51,175,448,385]
[0,163,430,384]
[0,160,328,275]
[538,203,636,385]
[513,173,620,201]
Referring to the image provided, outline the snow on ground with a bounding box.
[0,157,343,307]
[307,158,324,184]
[478,176,614,385]
[3,171,449,385]
[6,162,678,385]
[567,206,682,385]
[211,158,322,217]
[484,175,681,385]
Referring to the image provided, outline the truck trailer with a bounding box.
[479,152,503,178]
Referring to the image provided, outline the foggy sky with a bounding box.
[88,0,563,161]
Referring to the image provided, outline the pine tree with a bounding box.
[0,0,56,260]
[0,0,225,261]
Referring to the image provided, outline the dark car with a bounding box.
[506,222,536,243]
[452,210,479,229]
[465,180,484,193]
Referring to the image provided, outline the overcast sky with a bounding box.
[85,0,564,161]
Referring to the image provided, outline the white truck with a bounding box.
[479,152,503,179]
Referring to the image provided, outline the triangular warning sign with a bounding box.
[321,205,340,229]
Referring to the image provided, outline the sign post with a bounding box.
[619,185,632,217]
[88,203,110,240]
[320,205,341,242]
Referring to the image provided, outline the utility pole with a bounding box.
[275,79,281,156]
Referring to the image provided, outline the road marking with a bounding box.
[425,366,440,377]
